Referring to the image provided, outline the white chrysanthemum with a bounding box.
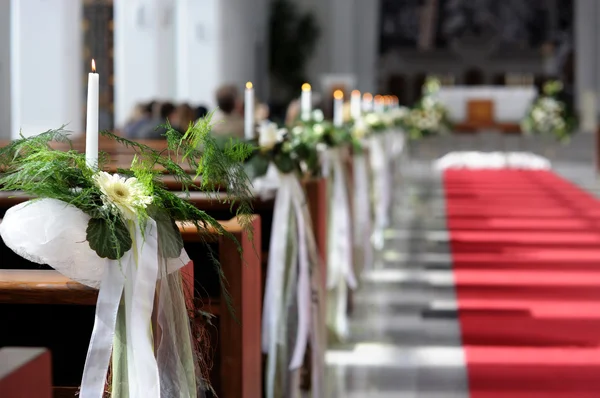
[93,171,153,220]
[352,118,369,140]
[364,113,380,127]
[312,109,325,122]
[313,123,325,136]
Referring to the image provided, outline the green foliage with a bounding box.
[269,0,320,101]
[87,217,132,260]
[0,116,255,318]
[521,81,577,142]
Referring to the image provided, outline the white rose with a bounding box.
[258,122,280,150]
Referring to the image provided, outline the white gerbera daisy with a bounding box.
[93,171,153,220]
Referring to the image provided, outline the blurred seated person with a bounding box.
[174,103,196,133]
[123,101,154,138]
[256,102,270,124]
[136,102,176,139]
[195,105,209,120]
[211,85,244,139]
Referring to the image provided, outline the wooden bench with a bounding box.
[0,216,261,398]
[0,347,52,398]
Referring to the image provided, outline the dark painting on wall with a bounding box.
[379,0,573,54]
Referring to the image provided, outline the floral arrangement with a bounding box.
[0,119,253,261]
[521,80,577,142]
[243,109,359,180]
[402,77,452,139]
[0,115,254,396]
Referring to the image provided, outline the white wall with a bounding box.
[10,0,82,138]
[175,0,221,108]
[0,0,10,139]
[114,0,177,126]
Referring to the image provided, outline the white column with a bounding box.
[330,0,354,74]
[575,0,596,119]
[174,0,261,109]
[174,0,221,107]
[0,0,10,139]
[354,0,380,93]
[10,0,82,138]
[114,0,176,127]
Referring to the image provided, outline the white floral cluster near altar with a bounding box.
[433,151,551,170]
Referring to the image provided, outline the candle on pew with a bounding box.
[333,90,344,127]
[301,83,312,121]
[362,92,373,113]
[244,82,255,139]
[374,95,385,113]
[85,59,99,169]
[350,90,361,120]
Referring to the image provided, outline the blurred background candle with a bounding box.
[350,90,361,120]
[333,90,344,127]
[301,83,312,121]
[86,59,99,169]
[362,92,373,113]
[374,95,384,113]
[244,82,255,139]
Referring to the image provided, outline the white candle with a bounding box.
[85,59,99,169]
[362,92,373,113]
[244,82,255,139]
[350,90,361,120]
[301,83,312,121]
[374,95,385,113]
[333,90,344,127]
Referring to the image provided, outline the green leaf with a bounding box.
[244,152,271,180]
[148,205,184,259]
[86,218,132,260]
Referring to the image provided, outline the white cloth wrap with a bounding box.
[352,153,373,272]
[0,198,195,398]
[257,170,323,398]
[369,135,393,249]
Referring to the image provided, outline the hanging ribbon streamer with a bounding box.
[321,148,356,340]
[259,170,324,398]
[352,152,373,274]
[369,135,392,250]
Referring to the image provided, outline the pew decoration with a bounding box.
[402,77,452,139]
[245,122,326,398]
[521,80,577,142]
[0,120,254,398]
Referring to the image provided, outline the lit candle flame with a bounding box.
[91,59,96,73]
[363,92,373,101]
[352,90,361,96]
[374,95,383,103]
[302,83,311,92]
[334,90,344,100]
[246,81,253,90]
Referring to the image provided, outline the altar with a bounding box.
[437,87,537,132]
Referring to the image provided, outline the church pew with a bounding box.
[0,215,261,398]
[0,347,52,398]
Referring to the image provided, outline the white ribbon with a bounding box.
[369,135,392,249]
[352,153,373,273]
[80,220,161,398]
[260,171,323,398]
[321,148,356,340]
[323,148,357,290]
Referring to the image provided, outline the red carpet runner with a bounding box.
[444,170,600,398]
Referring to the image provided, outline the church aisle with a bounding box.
[325,162,469,397]
[445,169,600,397]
